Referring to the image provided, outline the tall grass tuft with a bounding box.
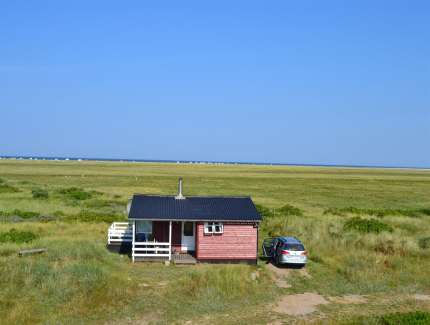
[168,265,273,316]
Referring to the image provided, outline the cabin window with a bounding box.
[183,222,194,236]
[136,220,153,235]
[204,222,223,234]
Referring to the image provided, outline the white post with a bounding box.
[132,220,135,263]
[169,221,172,261]
[108,224,111,245]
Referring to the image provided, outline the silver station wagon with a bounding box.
[262,236,307,266]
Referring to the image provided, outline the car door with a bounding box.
[262,238,274,257]
[274,239,283,259]
[270,238,279,258]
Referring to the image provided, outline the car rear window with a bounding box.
[282,243,305,251]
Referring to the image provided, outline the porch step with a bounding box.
[172,254,197,265]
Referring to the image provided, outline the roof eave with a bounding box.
[128,217,261,223]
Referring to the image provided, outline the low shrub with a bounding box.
[278,204,303,216]
[58,187,92,200]
[344,217,393,234]
[0,209,40,219]
[418,237,430,249]
[0,184,20,193]
[12,209,40,218]
[0,228,38,243]
[420,208,430,216]
[32,188,49,199]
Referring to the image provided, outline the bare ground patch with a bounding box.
[274,293,329,316]
[414,294,430,301]
[266,263,292,288]
[265,263,311,289]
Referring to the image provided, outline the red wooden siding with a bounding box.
[196,223,257,260]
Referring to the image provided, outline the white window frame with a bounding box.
[204,222,223,234]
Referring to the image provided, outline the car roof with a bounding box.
[278,236,303,244]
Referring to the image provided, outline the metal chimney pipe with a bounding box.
[175,177,185,199]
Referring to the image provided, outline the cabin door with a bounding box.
[181,221,195,252]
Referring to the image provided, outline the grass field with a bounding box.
[1,160,430,324]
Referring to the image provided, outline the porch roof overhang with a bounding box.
[128,195,262,222]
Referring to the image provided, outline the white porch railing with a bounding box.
[108,222,132,244]
[132,241,170,261]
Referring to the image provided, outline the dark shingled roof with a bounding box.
[128,195,261,222]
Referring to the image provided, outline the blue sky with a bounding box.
[1,1,429,167]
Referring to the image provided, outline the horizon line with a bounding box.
[0,154,429,171]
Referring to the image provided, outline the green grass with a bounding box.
[0,160,429,324]
[346,311,430,325]
[324,207,430,218]
[380,311,430,325]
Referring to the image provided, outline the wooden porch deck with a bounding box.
[172,253,197,265]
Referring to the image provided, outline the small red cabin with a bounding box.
[108,179,261,264]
